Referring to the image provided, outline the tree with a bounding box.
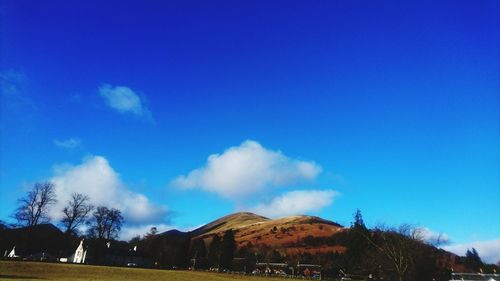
[208,235,221,268]
[220,229,236,271]
[13,182,57,226]
[343,209,371,274]
[142,226,162,266]
[129,235,141,244]
[191,239,207,269]
[144,226,158,240]
[352,209,366,229]
[242,248,257,274]
[192,238,207,259]
[267,250,284,263]
[88,206,108,239]
[60,193,93,235]
[363,224,423,281]
[465,248,482,272]
[105,208,124,240]
[87,206,124,240]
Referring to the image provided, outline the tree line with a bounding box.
[11,181,124,239]
[4,182,495,280]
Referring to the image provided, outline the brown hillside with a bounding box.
[192,212,346,256]
[191,212,270,236]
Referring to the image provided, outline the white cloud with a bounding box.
[120,223,174,241]
[443,239,500,264]
[120,223,201,241]
[417,227,450,245]
[170,140,322,199]
[251,189,338,218]
[49,156,168,225]
[99,84,152,120]
[54,138,82,149]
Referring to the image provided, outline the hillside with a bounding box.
[192,212,346,256]
[0,223,70,257]
[191,212,270,236]
[2,213,494,279]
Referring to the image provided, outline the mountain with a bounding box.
[191,212,269,236]
[2,213,493,278]
[182,212,494,275]
[0,221,8,231]
[191,212,345,256]
[0,223,68,257]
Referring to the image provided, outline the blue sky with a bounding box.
[1,1,499,262]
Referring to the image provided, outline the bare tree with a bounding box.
[88,206,124,240]
[420,228,448,247]
[88,206,109,239]
[13,182,57,226]
[362,224,422,281]
[105,208,124,240]
[60,193,93,235]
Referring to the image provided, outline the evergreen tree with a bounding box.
[191,239,207,269]
[208,235,221,268]
[174,237,191,268]
[267,250,283,262]
[344,209,371,273]
[143,227,161,266]
[192,239,207,258]
[220,229,236,271]
[244,250,257,274]
[352,209,366,229]
[465,248,483,272]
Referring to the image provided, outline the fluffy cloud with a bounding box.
[99,84,152,120]
[443,239,500,264]
[251,190,338,218]
[49,156,168,225]
[171,140,322,199]
[54,137,82,149]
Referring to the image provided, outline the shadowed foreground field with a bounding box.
[0,261,285,281]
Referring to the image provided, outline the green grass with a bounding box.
[0,261,287,281]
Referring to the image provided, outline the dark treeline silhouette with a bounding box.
[1,181,126,262]
[122,210,497,281]
[2,182,498,280]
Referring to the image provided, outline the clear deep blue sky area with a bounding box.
[1,0,499,262]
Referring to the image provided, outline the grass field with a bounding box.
[0,261,289,281]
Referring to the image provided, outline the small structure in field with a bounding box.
[7,246,17,258]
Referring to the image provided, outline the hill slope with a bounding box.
[191,212,269,237]
[192,212,345,255]
[0,223,67,257]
